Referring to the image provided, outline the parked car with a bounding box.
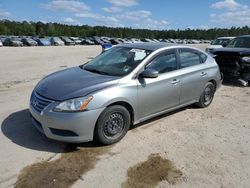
[36,38,51,46]
[21,38,38,46]
[70,37,82,45]
[50,37,65,46]
[0,40,2,47]
[81,38,95,45]
[131,38,142,43]
[141,38,154,42]
[101,43,113,52]
[214,35,250,86]
[110,38,122,45]
[206,37,234,54]
[29,43,222,145]
[100,38,111,44]
[61,37,75,45]
[3,37,23,47]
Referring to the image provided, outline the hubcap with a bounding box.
[103,113,124,138]
[204,86,213,105]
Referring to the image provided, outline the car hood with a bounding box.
[35,67,120,101]
[213,48,250,56]
[206,45,222,49]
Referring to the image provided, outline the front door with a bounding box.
[137,50,181,119]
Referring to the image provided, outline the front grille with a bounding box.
[30,92,53,113]
[49,128,79,137]
[215,56,241,76]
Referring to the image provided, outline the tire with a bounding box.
[196,82,215,108]
[94,105,131,145]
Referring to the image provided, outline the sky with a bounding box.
[0,0,250,30]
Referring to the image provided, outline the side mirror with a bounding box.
[140,68,159,78]
[222,42,228,47]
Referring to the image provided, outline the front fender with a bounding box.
[87,83,138,120]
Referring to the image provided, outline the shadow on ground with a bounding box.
[1,104,201,152]
[1,109,108,152]
[131,107,189,130]
[1,109,67,152]
[222,77,248,87]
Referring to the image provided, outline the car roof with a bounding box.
[119,42,182,51]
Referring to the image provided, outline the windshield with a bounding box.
[211,38,231,45]
[83,47,152,76]
[227,37,250,48]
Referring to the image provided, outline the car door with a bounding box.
[137,49,181,119]
[177,48,209,104]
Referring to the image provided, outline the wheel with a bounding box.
[196,82,215,108]
[94,105,131,145]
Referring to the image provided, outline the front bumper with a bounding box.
[29,104,105,143]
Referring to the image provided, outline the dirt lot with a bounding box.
[0,45,249,188]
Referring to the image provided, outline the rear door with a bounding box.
[177,48,209,104]
[137,49,181,119]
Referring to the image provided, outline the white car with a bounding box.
[206,37,234,54]
[0,40,3,47]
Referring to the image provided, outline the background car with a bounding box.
[0,40,2,47]
[110,38,123,45]
[70,37,82,45]
[29,43,222,145]
[101,43,113,52]
[50,37,65,46]
[21,38,38,46]
[3,37,23,47]
[61,37,75,45]
[81,38,95,45]
[214,35,250,86]
[206,37,234,54]
[36,38,51,46]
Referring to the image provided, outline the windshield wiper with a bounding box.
[84,67,110,75]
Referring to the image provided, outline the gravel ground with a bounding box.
[0,45,249,188]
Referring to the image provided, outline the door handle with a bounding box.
[201,72,207,77]
[171,79,180,85]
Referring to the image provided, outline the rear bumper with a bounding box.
[29,104,105,143]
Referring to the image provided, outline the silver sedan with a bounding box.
[29,43,222,145]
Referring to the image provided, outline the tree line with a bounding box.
[0,20,250,40]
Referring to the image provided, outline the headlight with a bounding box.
[53,96,93,112]
[242,56,250,63]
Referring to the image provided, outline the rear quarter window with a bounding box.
[179,49,207,68]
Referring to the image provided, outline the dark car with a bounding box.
[92,36,103,45]
[110,38,122,45]
[3,37,23,47]
[21,38,38,46]
[61,37,75,45]
[214,35,250,86]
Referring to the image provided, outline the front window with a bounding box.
[146,51,177,74]
[227,37,250,48]
[83,47,152,76]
